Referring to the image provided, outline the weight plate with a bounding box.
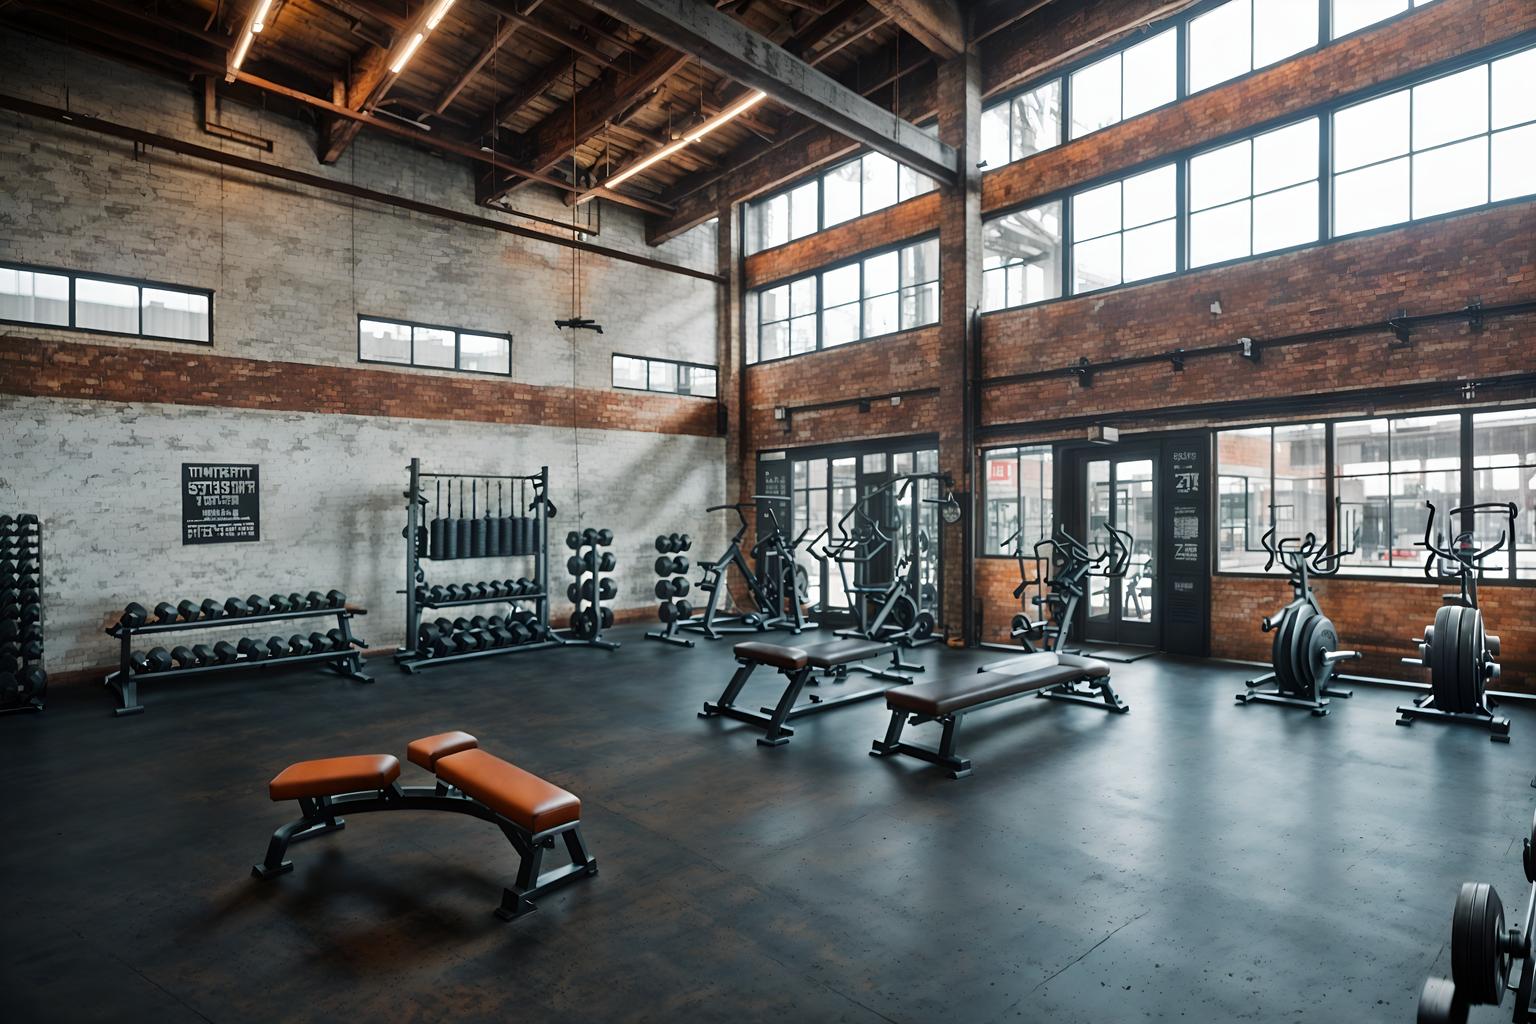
[1285,604,1315,699]
[1270,607,1291,690]
[1451,881,1508,1005]
[914,610,935,640]
[1292,612,1321,699]
[1309,617,1340,695]
[1457,606,1482,714]
[1415,977,1465,1024]
[890,595,917,633]
[1429,606,1459,704]
[1273,604,1302,697]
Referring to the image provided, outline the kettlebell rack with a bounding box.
[104,594,370,716]
[1,513,46,716]
[400,459,606,672]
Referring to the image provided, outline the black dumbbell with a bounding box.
[469,582,490,599]
[567,555,585,577]
[515,577,534,595]
[285,593,304,611]
[673,599,693,620]
[671,578,691,598]
[245,595,269,615]
[655,534,673,553]
[566,530,582,550]
[567,582,581,603]
[177,599,200,621]
[304,591,325,609]
[600,607,614,629]
[448,631,475,653]
[213,641,240,663]
[325,629,351,650]
[307,631,329,652]
[599,578,617,601]
[225,596,250,617]
[581,528,597,546]
[192,643,215,665]
[599,552,617,572]
[128,651,151,673]
[265,637,290,658]
[677,533,691,552]
[18,603,40,624]
[171,645,200,668]
[18,666,44,697]
[154,602,181,624]
[119,602,149,629]
[326,590,347,608]
[444,584,463,601]
[427,585,447,604]
[654,579,674,601]
[287,634,312,655]
[596,529,613,546]
[144,647,173,672]
[237,638,267,661]
[200,598,224,620]
[654,556,674,577]
[268,594,292,614]
[486,622,514,646]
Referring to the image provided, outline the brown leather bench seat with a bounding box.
[733,641,810,670]
[434,748,581,835]
[268,754,400,801]
[407,729,480,771]
[890,653,1110,717]
[798,638,895,668]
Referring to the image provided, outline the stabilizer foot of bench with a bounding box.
[251,860,294,880]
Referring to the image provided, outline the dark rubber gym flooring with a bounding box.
[3,628,1533,1023]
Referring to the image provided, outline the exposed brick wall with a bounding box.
[981,0,1186,99]
[743,192,942,288]
[981,201,1536,428]
[0,335,721,438]
[1212,575,1536,694]
[983,0,1536,215]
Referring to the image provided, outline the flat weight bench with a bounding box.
[700,638,919,747]
[252,730,597,920]
[870,652,1125,779]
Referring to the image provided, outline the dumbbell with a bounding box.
[582,578,616,602]
[154,602,181,624]
[267,594,292,614]
[265,637,290,658]
[673,599,693,621]
[326,590,347,608]
[654,534,673,553]
[208,641,237,664]
[325,629,351,650]
[177,599,200,621]
[303,591,326,609]
[200,598,224,620]
[237,638,268,661]
[669,578,690,598]
[598,552,616,572]
[168,645,198,669]
[192,643,216,664]
[287,635,311,655]
[128,651,151,673]
[225,596,251,617]
[677,533,691,552]
[468,582,490,599]
[565,531,582,551]
[596,529,613,546]
[582,528,598,546]
[654,556,688,576]
[244,595,268,615]
[119,602,149,629]
[485,621,514,646]
[654,579,675,601]
[567,582,581,604]
[307,631,330,652]
[600,607,614,629]
[426,585,447,604]
[515,577,533,595]
[17,640,43,662]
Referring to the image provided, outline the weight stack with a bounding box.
[650,532,693,628]
[0,513,46,713]
[566,528,617,642]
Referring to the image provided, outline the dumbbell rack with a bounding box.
[397,459,563,672]
[1,514,46,715]
[559,531,620,651]
[646,533,694,648]
[104,601,371,716]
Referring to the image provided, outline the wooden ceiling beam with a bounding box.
[428,1,545,116]
[864,0,964,60]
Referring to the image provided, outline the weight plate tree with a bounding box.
[1236,521,1360,716]
[0,513,46,715]
[396,458,567,672]
[105,588,370,715]
[1415,809,1536,1022]
[1398,501,1518,741]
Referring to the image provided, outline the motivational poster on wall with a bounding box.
[182,463,260,544]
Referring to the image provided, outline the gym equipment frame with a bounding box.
[104,598,369,716]
[682,498,811,639]
[1235,519,1360,716]
[0,512,45,715]
[1006,522,1132,654]
[558,529,620,651]
[1398,501,1519,742]
[1415,810,1536,1022]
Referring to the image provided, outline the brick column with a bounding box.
[716,200,745,506]
[936,51,982,645]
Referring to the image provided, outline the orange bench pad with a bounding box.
[269,754,400,801]
[434,749,580,834]
[407,731,480,771]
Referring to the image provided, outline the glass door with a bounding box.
[1081,452,1158,646]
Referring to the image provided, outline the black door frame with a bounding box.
[1065,445,1161,648]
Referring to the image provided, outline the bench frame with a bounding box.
[252,781,596,920]
[870,673,1128,779]
[700,647,915,747]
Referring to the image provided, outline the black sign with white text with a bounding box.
[182,463,260,544]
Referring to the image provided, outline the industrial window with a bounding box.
[1189,117,1320,268]
[1071,163,1177,293]
[742,137,938,255]
[980,80,1062,170]
[1472,409,1536,580]
[1216,424,1328,572]
[982,446,1054,556]
[1332,48,1536,237]
[0,262,211,343]
[357,317,510,376]
[747,236,940,364]
[1188,0,1317,94]
[1334,414,1462,575]
[1070,28,1177,140]
[1331,0,1439,40]
[982,201,1063,312]
[611,354,717,398]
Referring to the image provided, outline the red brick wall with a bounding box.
[0,336,722,437]
[1212,575,1536,693]
[744,192,942,289]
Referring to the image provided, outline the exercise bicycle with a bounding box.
[1235,524,1360,716]
[1006,522,1132,654]
[1398,500,1518,742]
[683,498,811,640]
[1415,810,1536,1022]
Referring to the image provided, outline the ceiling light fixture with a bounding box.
[583,90,766,199]
[227,0,275,82]
[388,0,457,76]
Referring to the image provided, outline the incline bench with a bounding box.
[870,652,1125,778]
[252,730,597,920]
[700,637,919,746]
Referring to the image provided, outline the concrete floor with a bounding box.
[2,627,1532,1023]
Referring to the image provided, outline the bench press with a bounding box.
[700,637,918,747]
[870,652,1125,778]
[252,730,597,920]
